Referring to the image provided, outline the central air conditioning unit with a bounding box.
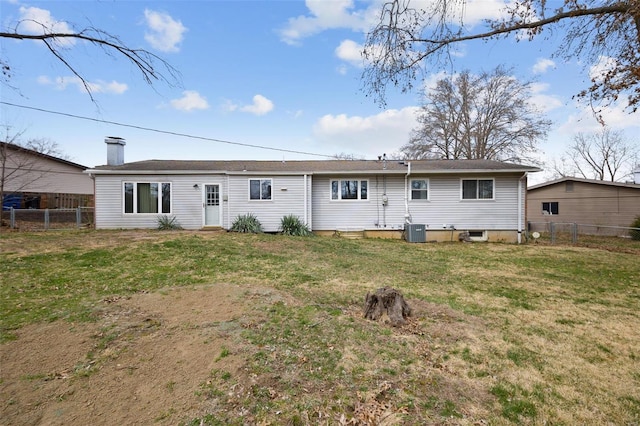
[405,224,426,243]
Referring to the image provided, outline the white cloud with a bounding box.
[528,82,563,112]
[312,107,419,157]
[143,9,187,53]
[279,0,376,45]
[335,39,364,67]
[459,0,510,25]
[559,101,640,134]
[38,75,128,94]
[223,95,274,116]
[18,6,75,46]
[532,58,555,74]
[170,90,209,111]
[240,95,274,116]
[288,110,304,119]
[589,55,617,82]
[279,0,512,45]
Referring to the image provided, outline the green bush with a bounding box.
[279,214,313,236]
[157,215,183,230]
[630,215,640,241]
[231,213,263,233]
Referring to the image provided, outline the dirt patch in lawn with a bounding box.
[0,283,286,426]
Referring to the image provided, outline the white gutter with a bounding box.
[517,172,527,244]
[404,161,411,224]
[303,174,308,226]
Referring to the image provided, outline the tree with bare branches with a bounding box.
[1,21,180,102]
[552,128,639,181]
[363,0,640,114]
[401,67,550,164]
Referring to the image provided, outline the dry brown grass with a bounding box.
[1,230,638,425]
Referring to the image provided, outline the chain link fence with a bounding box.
[528,221,640,248]
[1,207,94,231]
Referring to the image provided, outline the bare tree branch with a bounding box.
[556,128,639,181]
[401,67,549,165]
[1,25,181,101]
[363,0,640,113]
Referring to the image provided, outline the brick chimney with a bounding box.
[105,137,126,166]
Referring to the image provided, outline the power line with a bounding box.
[1,101,334,159]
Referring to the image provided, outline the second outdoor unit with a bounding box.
[405,224,426,243]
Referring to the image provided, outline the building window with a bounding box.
[411,179,429,200]
[461,179,494,200]
[124,182,171,214]
[542,202,559,215]
[249,179,272,200]
[331,179,368,200]
[565,181,574,192]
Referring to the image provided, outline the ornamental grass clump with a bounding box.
[231,213,263,233]
[157,215,183,230]
[280,214,313,236]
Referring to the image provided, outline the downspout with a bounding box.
[404,161,411,224]
[303,174,308,226]
[517,173,527,244]
[226,174,230,230]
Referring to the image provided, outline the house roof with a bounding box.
[1,141,88,170]
[528,176,640,191]
[88,158,541,175]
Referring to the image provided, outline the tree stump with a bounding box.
[363,287,412,326]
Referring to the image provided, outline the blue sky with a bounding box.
[1,0,638,184]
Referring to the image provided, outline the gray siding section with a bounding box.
[227,175,310,233]
[312,174,522,231]
[94,174,226,230]
[5,152,92,194]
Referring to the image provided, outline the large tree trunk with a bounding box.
[363,287,412,326]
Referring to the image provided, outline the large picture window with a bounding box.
[331,179,368,200]
[411,179,429,200]
[124,182,171,214]
[249,179,272,200]
[461,179,494,200]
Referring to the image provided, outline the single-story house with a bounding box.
[527,176,640,233]
[85,137,541,243]
[1,141,94,209]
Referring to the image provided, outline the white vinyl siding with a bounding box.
[415,176,516,229]
[313,175,521,231]
[227,175,310,233]
[94,171,524,234]
[94,174,226,230]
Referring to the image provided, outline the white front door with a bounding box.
[204,184,221,226]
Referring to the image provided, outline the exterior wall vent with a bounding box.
[468,230,488,242]
[405,224,426,243]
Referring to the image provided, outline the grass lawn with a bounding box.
[1,230,639,425]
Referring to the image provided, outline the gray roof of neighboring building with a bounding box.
[88,158,541,175]
[528,176,640,191]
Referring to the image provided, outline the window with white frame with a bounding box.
[461,179,494,200]
[249,179,272,200]
[331,179,368,200]
[124,182,171,214]
[411,179,429,200]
